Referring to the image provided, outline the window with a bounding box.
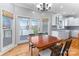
[31,19,40,34]
[19,17,29,41]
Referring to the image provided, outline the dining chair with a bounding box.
[37,32,48,35]
[50,40,64,56]
[60,39,72,56]
[44,32,48,35]
[38,43,57,56]
[29,34,36,55]
[50,39,72,56]
[37,33,44,35]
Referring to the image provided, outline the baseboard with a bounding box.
[0,44,17,56]
[0,47,13,56]
[14,44,18,47]
[0,43,28,56]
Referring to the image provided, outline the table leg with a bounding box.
[29,42,33,56]
[37,49,40,56]
[30,46,33,56]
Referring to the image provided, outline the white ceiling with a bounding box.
[14,3,79,16]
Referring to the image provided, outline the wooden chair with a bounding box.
[60,39,72,56]
[50,40,64,56]
[51,39,72,56]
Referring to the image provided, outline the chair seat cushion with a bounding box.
[39,49,51,56]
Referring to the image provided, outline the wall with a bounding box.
[14,5,41,19]
[47,13,52,35]
[0,3,14,12]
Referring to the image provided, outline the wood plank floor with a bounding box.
[2,43,38,56]
[2,38,79,56]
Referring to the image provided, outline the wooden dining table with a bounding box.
[30,35,61,56]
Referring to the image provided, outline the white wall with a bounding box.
[14,5,41,19]
[48,15,52,35]
[0,3,14,13]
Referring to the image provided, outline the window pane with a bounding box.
[3,16,12,29]
[19,18,29,26]
[31,19,40,34]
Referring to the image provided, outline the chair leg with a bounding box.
[61,52,64,56]
[37,49,40,56]
[50,51,53,56]
[29,44,30,51]
[38,54,40,56]
[50,50,55,56]
[66,50,68,56]
[61,50,68,56]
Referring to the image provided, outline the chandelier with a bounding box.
[36,3,52,11]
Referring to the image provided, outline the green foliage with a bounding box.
[32,28,38,34]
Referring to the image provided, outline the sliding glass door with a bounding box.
[18,17,29,43]
[16,17,41,44]
[1,10,13,51]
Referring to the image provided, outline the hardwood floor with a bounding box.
[69,38,79,56]
[2,43,38,56]
[1,38,79,56]
[2,43,31,56]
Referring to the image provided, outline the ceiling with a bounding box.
[14,3,79,16]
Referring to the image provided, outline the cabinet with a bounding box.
[64,17,79,26]
[56,15,64,29]
[52,30,70,39]
[52,14,64,29]
[71,30,79,37]
[68,17,75,26]
[64,18,69,26]
[73,18,79,26]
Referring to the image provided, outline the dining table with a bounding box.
[30,35,61,56]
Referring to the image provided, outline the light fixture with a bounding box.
[32,11,35,14]
[60,5,63,9]
[36,3,52,11]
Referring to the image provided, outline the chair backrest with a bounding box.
[44,32,48,35]
[29,34,35,36]
[37,32,48,35]
[37,33,44,35]
[60,39,72,56]
[29,34,36,41]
